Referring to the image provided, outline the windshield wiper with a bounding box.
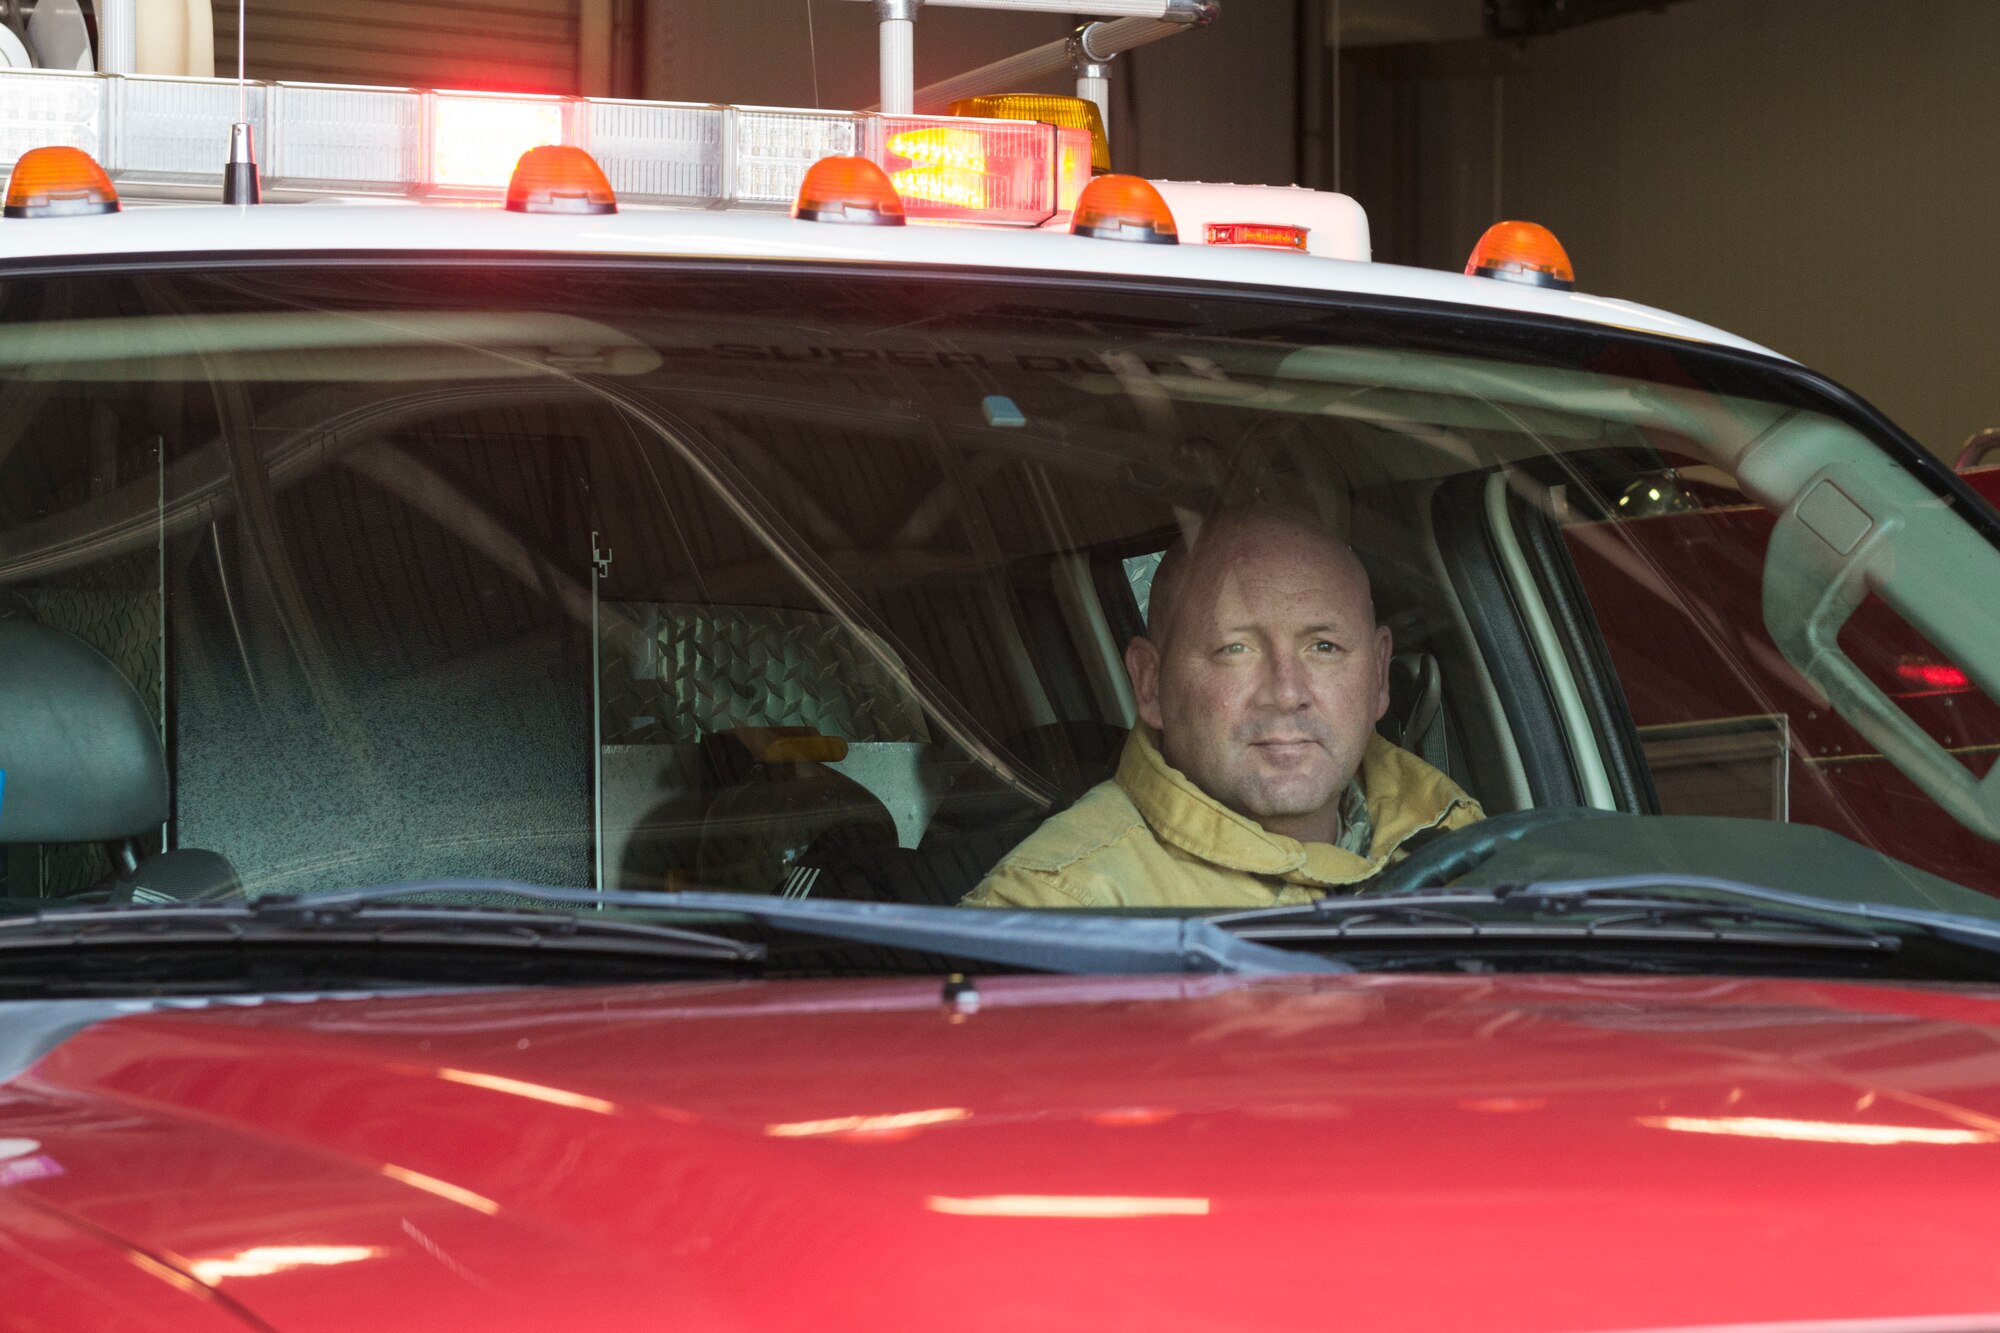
[274,880,1347,977]
[1216,872,2000,959]
[0,900,764,966]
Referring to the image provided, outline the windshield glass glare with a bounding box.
[0,263,1995,930]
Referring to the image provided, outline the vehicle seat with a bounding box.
[1380,651,1452,776]
[810,818,1041,907]
[690,726,898,893]
[917,720,1129,839]
[806,722,1128,906]
[0,620,242,902]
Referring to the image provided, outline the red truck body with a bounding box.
[4,974,2000,1332]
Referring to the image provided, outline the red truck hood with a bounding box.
[5,972,2000,1333]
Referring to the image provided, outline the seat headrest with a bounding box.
[0,621,167,843]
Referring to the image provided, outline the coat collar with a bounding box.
[1115,725,1476,887]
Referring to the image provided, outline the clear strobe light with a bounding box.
[267,83,422,193]
[111,74,267,183]
[0,70,105,166]
[583,99,724,204]
[734,109,857,207]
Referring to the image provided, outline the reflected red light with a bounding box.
[1894,660,1971,695]
[1086,1107,1179,1129]
[1458,1097,1549,1114]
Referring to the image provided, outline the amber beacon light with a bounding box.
[1465,220,1575,290]
[505,146,618,215]
[1069,174,1177,244]
[950,94,1111,174]
[793,156,907,226]
[4,146,120,218]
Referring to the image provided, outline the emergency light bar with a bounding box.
[0,67,1078,217]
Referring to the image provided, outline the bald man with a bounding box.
[962,506,1483,909]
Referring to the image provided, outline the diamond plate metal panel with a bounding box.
[600,602,928,746]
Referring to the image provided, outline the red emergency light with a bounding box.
[869,116,1080,227]
[1205,222,1308,252]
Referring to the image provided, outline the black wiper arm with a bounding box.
[1209,873,1952,953]
[0,900,763,965]
[1220,872,2000,959]
[1514,873,2000,953]
[282,880,1347,977]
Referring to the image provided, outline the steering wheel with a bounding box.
[1358,806,1628,896]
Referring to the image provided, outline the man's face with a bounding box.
[1126,520,1392,842]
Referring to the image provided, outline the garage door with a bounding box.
[214,0,579,95]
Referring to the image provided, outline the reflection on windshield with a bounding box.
[0,265,1994,930]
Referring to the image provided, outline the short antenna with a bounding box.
[223,0,260,204]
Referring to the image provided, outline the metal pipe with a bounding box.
[1071,27,1113,140]
[853,0,1200,14]
[1074,65,1110,139]
[895,7,1213,113]
[97,0,137,72]
[877,0,918,114]
[590,531,611,898]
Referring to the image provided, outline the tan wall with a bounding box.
[1497,0,2000,458]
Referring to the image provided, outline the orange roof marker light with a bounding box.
[4,146,119,219]
[793,156,906,226]
[505,146,617,216]
[1466,220,1576,291]
[1070,174,1177,245]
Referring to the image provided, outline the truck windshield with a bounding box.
[0,261,1994,929]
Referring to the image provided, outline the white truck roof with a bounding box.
[0,202,1782,360]
[0,64,1780,360]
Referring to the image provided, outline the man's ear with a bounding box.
[1125,635,1165,730]
[1371,623,1394,724]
